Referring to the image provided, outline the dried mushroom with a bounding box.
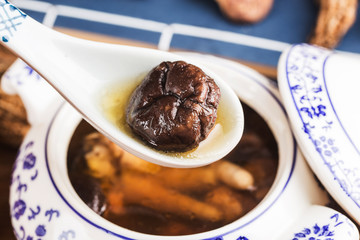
[126,61,220,152]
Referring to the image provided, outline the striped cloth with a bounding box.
[11,0,360,67]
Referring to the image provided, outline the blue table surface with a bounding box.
[12,0,360,67]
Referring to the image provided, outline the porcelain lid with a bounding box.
[278,43,360,224]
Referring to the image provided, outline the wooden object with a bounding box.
[0,45,29,148]
[309,0,357,48]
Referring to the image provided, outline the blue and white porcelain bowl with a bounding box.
[0,1,358,238]
[4,51,359,240]
[278,43,360,227]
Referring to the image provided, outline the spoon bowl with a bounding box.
[0,1,244,168]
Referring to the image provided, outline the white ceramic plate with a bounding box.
[278,43,360,225]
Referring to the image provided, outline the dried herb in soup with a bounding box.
[67,103,278,236]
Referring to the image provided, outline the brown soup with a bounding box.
[67,103,278,236]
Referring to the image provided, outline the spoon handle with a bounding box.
[0,1,27,43]
[0,1,95,105]
[0,1,50,58]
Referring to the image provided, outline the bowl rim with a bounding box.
[45,53,298,240]
[277,43,360,224]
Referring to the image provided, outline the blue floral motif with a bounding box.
[293,224,334,240]
[58,230,76,240]
[0,0,27,42]
[28,206,41,220]
[291,213,352,240]
[13,225,25,240]
[4,61,42,86]
[291,84,302,93]
[14,175,27,196]
[206,235,250,240]
[285,44,360,208]
[30,170,38,181]
[35,225,46,237]
[18,65,41,84]
[13,199,26,220]
[23,153,36,170]
[10,140,75,240]
[45,209,60,222]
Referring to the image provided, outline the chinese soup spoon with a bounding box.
[0,1,243,168]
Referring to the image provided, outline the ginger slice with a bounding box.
[309,0,357,48]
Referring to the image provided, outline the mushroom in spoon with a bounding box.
[126,60,221,152]
[0,1,244,168]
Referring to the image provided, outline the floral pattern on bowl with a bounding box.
[278,43,360,225]
[4,50,358,239]
[1,0,358,239]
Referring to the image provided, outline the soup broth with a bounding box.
[67,103,278,236]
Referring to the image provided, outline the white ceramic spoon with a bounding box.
[0,1,244,168]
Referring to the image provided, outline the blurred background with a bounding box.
[8,0,360,72]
